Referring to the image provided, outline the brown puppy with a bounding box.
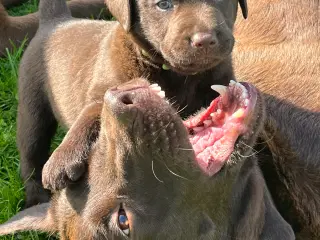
[2,0,27,8]
[0,79,294,239]
[16,0,248,207]
[233,0,320,112]
[259,96,320,240]
[232,0,320,238]
[0,0,109,57]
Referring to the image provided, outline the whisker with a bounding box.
[152,160,164,183]
[163,162,189,181]
[176,104,188,115]
[256,133,276,145]
[176,147,194,151]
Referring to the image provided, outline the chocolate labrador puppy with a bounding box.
[0,79,294,239]
[232,0,320,238]
[0,0,109,57]
[16,0,248,207]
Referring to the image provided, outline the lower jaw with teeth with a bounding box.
[183,80,256,176]
[148,80,256,177]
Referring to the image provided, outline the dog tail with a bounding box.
[39,0,71,26]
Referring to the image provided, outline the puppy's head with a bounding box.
[0,80,278,239]
[106,0,247,75]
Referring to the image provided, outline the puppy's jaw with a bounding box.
[184,81,265,176]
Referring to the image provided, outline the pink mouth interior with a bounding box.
[183,81,256,176]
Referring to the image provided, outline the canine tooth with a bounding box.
[229,80,237,86]
[193,127,205,133]
[244,99,249,106]
[203,119,212,127]
[150,83,159,88]
[211,85,227,96]
[158,91,165,98]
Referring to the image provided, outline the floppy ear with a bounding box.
[0,203,56,236]
[104,0,133,32]
[239,0,248,19]
[260,189,295,240]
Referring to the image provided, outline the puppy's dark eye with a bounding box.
[156,0,173,10]
[118,208,130,236]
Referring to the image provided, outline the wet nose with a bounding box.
[190,32,217,48]
[106,87,148,109]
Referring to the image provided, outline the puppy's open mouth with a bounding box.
[183,81,257,176]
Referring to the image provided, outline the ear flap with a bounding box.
[260,190,295,240]
[104,0,133,32]
[0,203,56,236]
[239,0,248,19]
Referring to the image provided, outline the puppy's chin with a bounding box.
[160,43,234,75]
[167,60,223,76]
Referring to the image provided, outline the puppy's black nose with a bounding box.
[190,32,217,48]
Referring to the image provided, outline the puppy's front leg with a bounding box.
[42,102,102,191]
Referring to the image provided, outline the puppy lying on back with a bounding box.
[0,79,294,239]
[0,0,109,57]
[16,0,249,207]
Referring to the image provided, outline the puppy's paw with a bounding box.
[42,148,86,191]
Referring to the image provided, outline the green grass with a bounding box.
[0,1,63,239]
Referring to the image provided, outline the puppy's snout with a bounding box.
[190,32,217,48]
[105,86,153,116]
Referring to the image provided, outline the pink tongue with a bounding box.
[189,116,247,176]
[189,127,224,155]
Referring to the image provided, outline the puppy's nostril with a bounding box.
[191,32,217,48]
[120,95,134,105]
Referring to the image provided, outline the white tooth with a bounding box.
[158,91,165,98]
[210,113,215,117]
[244,99,249,106]
[123,229,130,235]
[229,80,237,86]
[150,83,159,88]
[211,85,228,96]
[152,86,162,92]
[242,92,248,99]
[217,109,222,114]
[203,119,212,127]
[193,127,204,133]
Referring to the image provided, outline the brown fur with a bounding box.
[2,0,27,8]
[0,78,294,239]
[17,0,247,207]
[232,0,320,238]
[0,0,295,238]
[233,0,320,111]
[258,96,320,239]
[0,0,110,57]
